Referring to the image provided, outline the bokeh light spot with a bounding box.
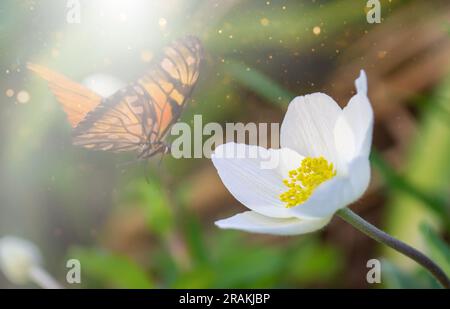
[16,90,30,104]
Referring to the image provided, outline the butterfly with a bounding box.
[28,36,203,159]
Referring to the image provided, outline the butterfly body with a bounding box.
[28,36,203,159]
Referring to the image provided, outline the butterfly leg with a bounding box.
[157,142,172,168]
[138,141,171,160]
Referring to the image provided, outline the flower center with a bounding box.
[279,156,336,208]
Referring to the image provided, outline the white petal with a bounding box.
[215,211,332,235]
[333,115,356,170]
[275,146,305,178]
[288,155,371,219]
[334,71,374,161]
[347,155,371,203]
[211,143,303,218]
[355,70,367,95]
[281,93,342,165]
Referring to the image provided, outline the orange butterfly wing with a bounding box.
[137,36,203,141]
[27,62,102,127]
[73,36,203,157]
[72,85,151,153]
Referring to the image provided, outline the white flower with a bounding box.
[211,70,373,235]
[0,236,42,285]
[0,236,61,288]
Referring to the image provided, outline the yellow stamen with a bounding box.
[280,156,336,208]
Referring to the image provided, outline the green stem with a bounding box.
[336,208,450,289]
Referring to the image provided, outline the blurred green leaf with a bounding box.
[420,223,450,276]
[151,246,181,285]
[182,214,209,266]
[371,151,450,228]
[69,247,154,288]
[173,233,344,288]
[211,233,284,288]
[121,178,174,237]
[382,259,439,289]
[223,60,294,107]
[385,73,450,265]
[285,238,344,285]
[172,266,216,288]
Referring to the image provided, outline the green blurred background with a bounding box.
[0,0,450,288]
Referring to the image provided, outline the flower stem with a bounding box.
[29,266,63,289]
[336,207,450,289]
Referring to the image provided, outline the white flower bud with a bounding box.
[0,236,42,285]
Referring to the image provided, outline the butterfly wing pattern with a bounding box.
[28,36,203,159]
[27,62,103,127]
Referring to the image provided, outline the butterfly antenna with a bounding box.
[157,152,165,171]
[157,143,171,173]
